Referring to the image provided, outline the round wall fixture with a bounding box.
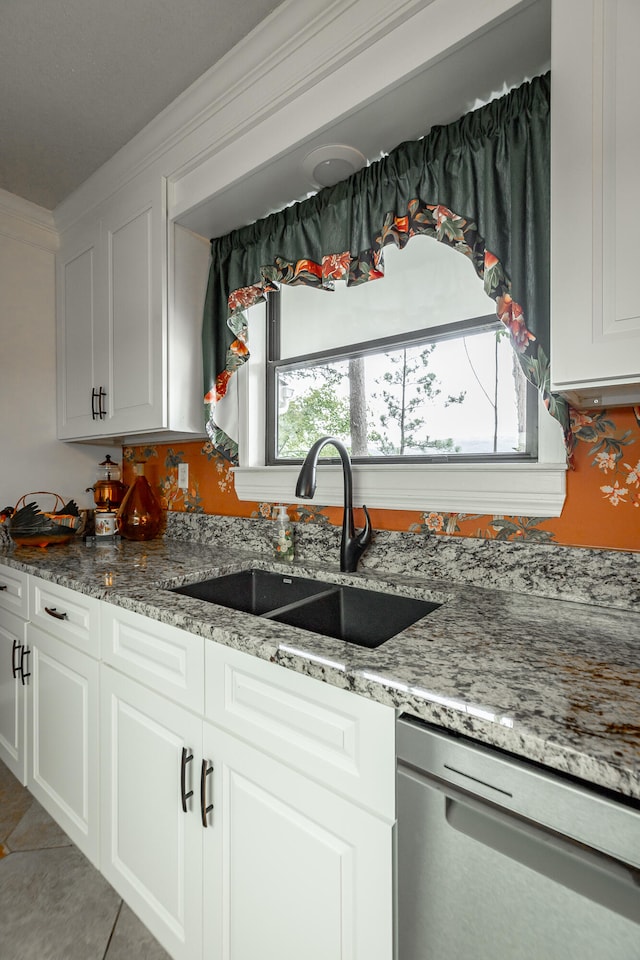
[302,144,366,188]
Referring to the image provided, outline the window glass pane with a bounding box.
[275,328,529,459]
[279,237,494,359]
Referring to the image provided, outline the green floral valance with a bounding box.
[202,72,569,462]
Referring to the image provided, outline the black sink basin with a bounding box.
[170,568,440,648]
[269,583,439,648]
[171,568,332,615]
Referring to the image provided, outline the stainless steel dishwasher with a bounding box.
[396,716,640,959]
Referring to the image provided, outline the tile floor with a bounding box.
[0,760,171,960]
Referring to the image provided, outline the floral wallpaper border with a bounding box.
[122,405,640,553]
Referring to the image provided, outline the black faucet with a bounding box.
[295,436,372,573]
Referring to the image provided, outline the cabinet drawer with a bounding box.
[30,577,100,657]
[0,564,29,619]
[101,604,204,713]
[205,641,395,819]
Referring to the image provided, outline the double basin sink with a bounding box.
[171,568,440,649]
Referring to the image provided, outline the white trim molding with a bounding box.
[233,460,567,517]
[0,188,58,251]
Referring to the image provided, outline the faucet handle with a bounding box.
[357,504,372,548]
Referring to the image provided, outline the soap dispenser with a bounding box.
[273,504,294,562]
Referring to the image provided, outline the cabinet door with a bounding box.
[27,624,99,863]
[56,216,109,439]
[100,666,203,960]
[551,0,640,405]
[0,609,27,783]
[202,721,393,960]
[101,177,167,434]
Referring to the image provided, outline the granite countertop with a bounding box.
[1,536,639,801]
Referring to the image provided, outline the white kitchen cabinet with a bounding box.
[26,623,99,863]
[551,0,640,407]
[204,637,395,820]
[201,720,394,960]
[99,602,395,960]
[56,174,209,442]
[100,665,204,960]
[202,642,394,960]
[0,565,29,783]
[0,609,28,783]
[99,664,394,960]
[55,214,104,438]
[30,575,101,658]
[25,576,101,863]
[100,602,204,713]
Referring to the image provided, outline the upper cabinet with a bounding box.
[57,175,209,442]
[551,0,640,408]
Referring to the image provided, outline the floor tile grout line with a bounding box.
[2,841,73,855]
[2,761,170,959]
[101,897,124,960]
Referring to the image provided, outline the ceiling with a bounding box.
[0,0,280,210]
[178,0,552,239]
[1,0,551,226]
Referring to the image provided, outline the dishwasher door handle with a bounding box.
[446,792,640,925]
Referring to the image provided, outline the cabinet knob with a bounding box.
[0,583,7,590]
[180,747,194,813]
[200,759,214,828]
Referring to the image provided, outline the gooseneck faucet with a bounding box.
[295,436,372,573]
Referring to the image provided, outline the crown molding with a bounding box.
[53,0,531,234]
[0,188,58,251]
[53,0,436,231]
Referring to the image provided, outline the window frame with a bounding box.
[265,290,539,466]
[232,294,567,517]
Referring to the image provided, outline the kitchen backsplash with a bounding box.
[162,511,640,609]
[122,405,640,553]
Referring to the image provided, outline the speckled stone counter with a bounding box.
[1,528,639,802]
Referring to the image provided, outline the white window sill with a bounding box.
[233,460,567,516]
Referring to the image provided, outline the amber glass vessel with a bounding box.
[116,462,163,541]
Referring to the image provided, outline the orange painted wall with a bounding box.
[122,406,640,552]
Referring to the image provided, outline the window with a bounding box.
[233,236,566,517]
[266,238,536,464]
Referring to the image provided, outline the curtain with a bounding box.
[202,72,569,462]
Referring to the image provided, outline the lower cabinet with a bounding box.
[0,564,29,783]
[0,575,395,960]
[0,608,28,783]
[201,720,393,960]
[100,647,394,960]
[100,666,204,960]
[26,623,100,865]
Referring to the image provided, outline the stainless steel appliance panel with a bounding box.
[396,717,640,960]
